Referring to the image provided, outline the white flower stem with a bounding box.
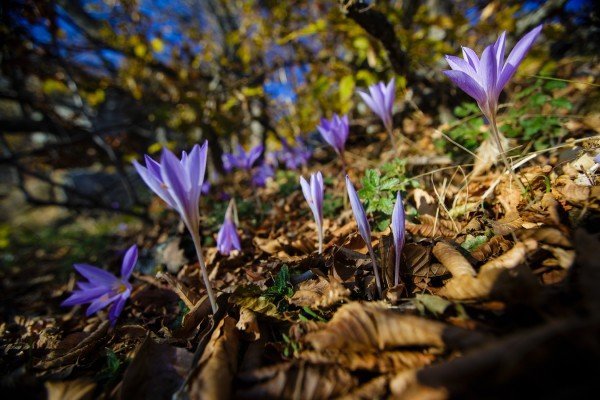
[394,246,401,287]
[368,245,383,298]
[317,226,323,254]
[489,116,527,193]
[191,231,218,313]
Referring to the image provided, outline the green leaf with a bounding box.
[461,235,489,252]
[414,294,452,317]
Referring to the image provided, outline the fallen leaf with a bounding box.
[46,379,95,400]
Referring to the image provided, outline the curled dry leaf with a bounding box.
[229,286,283,320]
[406,215,460,238]
[303,302,487,352]
[479,240,538,272]
[289,278,350,308]
[470,235,511,262]
[188,316,239,400]
[235,361,356,400]
[299,349,434,373]
[432,241,476,277]
[236,307,260,341]
[490,212,524,236]
[336,375,389,400]
[46,379,95,400]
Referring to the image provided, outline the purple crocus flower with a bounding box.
[217,200,241,256]
[345,175,382,297]
[391,192,406,287]
[358,78,396,142]
[443,25,543,123]
[62,245,137,325]
[222,144,263,172]
[300,171,324,253]
[133,142,218,313]
[317,114,349,170]
[252,163,274,187]
[278,137,311,170]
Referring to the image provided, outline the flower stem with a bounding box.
[394,246,401,287]
[191,231,218,313]
[317,226,323,254]
[489,116,527,193]
[386,125,397,149]
[368,245,383,298]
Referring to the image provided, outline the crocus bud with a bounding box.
[391,191,406,286]
[217,199,242,256]
[345,175,382,297]
[300,171,324,253]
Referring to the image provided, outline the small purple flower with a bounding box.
[222,144,264,172]
[358,78,395,135]
[133,142,207,234]
[201,180,211,195]
[345,175,382,297]
[443,25,543,122]
[391,191,406,286]
[252,163,274,187]
[317,114,349,157]
[300,171,324,253]
[278,137,311,170]
[217,200,241,256]
[594,154,600,164]
[62,245,137,325]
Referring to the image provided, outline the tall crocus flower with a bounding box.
[317,114,349,172]
[217,199,242,256]
[358,78,396,146]
[345,175,382,297]
[391,192,406,287]
[133,142,218,313]
[300,171,324,254]
[62,245,137,325]
[443,25,542,190]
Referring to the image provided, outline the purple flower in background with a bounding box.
[201,180,211,195]
[217,200,241,256]
[133,142,218,313]
[317,114,349,159]
[594,154,600,164]
[252,163,274,187]
[300,171,324,253]
[62,245,137,325]
[222,144,263,172]
[443,25,543,122]
[391,192,406,286]
[278,137,311,170]
[345,175,382,297]
[358,78,396,138]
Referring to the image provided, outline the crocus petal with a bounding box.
[391,191,406,250]
[300,175,312,205]
[345,175,372,247]
[497,24,543,92]
[461,47,480,70]
[74,264,119,286]
[493,31,507,76]
[479,45,498,98]
[86,292,121,316]
[133,160,176,209]
[445,55,477,77]
[160,148,191,224]
[443,70,486,104]
[120,245,138,280]
[108,294,128,325]
[246,145,263,170]
[312,171,324,226]
[61,286,110,306]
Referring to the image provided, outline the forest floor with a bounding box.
[2,96,600,398]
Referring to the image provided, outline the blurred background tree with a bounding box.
[0,0,597,217]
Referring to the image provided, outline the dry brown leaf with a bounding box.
[518,226,571,248]
[237,307,260,341]
[46,379,95,400]
[336,375,389,400]
[413,188,437,216]
[120,337,193,400]
[303,302,486,352]
[299,349,434,373]
[432,241,476,277]
[490,212,524,236]
[188,316,239,400]
[38,320,110,369]
[470,235,511,262]
[235,362,356,400]
[407,215,460,238]
[438,264,539,301]
[479,240,537,272]
[289,278,350,308]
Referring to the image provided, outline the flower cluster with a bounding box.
[276,137,312,170]
[222,144,274,187]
